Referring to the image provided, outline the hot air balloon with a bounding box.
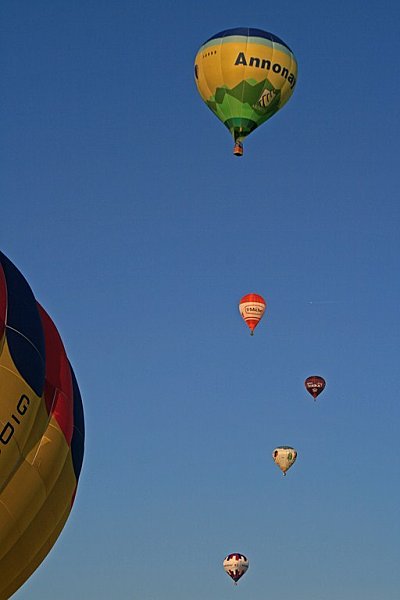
[194,27,297,155]
[239,293,266,335]
[223,553,249,584]
[0,251,84,599]
[272,446,297,476]
[305,375,326,400]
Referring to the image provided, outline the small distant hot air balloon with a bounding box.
[239,293,266,335]
[272,446,297,476]
[223,553,249,585]
[305,376,326,400]
[194,27,298,155]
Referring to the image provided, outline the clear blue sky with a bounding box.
[1,1,399,598]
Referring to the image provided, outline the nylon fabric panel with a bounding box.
[0,340,47,490]
[28,419,70,495]
[0,252,45,398]
[278,43,297,111]
[238,31,249,138]
[0,416,71,558]
[220,32,248,138]
[0,265,6,346]
[214,31,240,135]
[217,34,235,133]
[0,452,76,599]
[38,304,74,444]
[0,508,69,600]
[70,365,84,481]
[205,28,292,50]
[226,40,297,131]
[195,42,223,129]
[0,501,21,565]
[0,457,47,562]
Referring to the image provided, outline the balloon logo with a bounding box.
[305,376,326,400]
[194,27,298,155]
[239,293,266,335]
[0,251,84,599]
[272,446,297,476]
[223,553,249,584]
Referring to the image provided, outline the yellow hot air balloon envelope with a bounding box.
[0,251,84,599]
[194,27,298,155]
[272,446,297,476]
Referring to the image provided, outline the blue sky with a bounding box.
[1,1,399,598]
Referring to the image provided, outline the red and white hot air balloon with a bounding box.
[223,553,249,584]
[305,375,326,400]
[238,293,266,335]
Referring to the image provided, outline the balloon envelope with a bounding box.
[239,293,266,335]
[223,553,249,584]
[194,27,298,154]
[305,375,326,399]
[0,251,84,599]
[272,446,297,475]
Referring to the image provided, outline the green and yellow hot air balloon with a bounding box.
[194,27,298,156]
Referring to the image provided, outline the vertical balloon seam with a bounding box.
[0,264,7,344]
[0,463,75,600]
[201,43,218,127]
[238,29,250,140]
[16,355,77,542]
[0,511,68,600]
[30,418,71,490]
[221,32,239,139]
[0,449,77,580]
[0,342,46,496]
[211,32,235,134]
[197,41,218,129]
[280,41,296,111]
[37,305,74,444]
[0,253,45,398]
[217,33,231,130]
[0,305,67,500]
[0,422,71,564]
[0,511,69,600]
[208,33,230,133]
[0,466,48,566]
[270,37,278,128]
[0,507,68,600]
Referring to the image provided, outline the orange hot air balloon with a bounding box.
[238,293,266,335]
[305,375,326,400]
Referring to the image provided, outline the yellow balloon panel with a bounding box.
[0,341,48,480]
[196,41,297,104]
[1,510,69,600]
[27,419,71,495]
[0,454,76,599]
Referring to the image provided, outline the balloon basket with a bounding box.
[233,142,243,156]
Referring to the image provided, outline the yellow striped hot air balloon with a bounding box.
[0,251,84,599]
